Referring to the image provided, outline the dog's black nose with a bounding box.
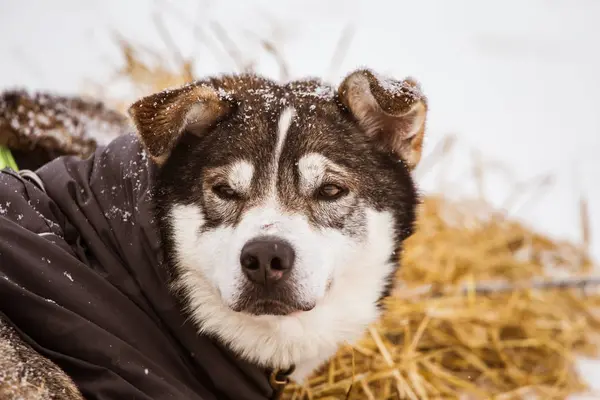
[240,237,295,285]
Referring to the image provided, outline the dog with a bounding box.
[0,68,427,398]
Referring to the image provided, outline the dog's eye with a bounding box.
[316,184,347,201]
[213,184,239,200]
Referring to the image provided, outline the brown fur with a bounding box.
[0,316,83,400]
[148,71,426,317]
[0,90,129,170]
[129,70,427,175]
[338,69,428,168]
[128,84,233,164]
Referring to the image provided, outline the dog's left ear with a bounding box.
[127,84,232,165]
[338,69,428,169]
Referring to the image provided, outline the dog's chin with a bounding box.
[232,299,315,317]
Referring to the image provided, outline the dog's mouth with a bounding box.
[230,278,317,316]
[233,299,315,316]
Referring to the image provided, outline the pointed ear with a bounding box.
[338,69,428,169]
[127,84,233,165]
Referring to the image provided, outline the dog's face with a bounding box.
[128,70,427,374]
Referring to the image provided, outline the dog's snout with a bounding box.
[240,237,295,285]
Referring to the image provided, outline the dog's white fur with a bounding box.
[227,160,254,193]
[298,153,345,195]
[170,204,396,381]
[168,110,398,381]
[274,107,295,162]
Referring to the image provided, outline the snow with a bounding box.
[63,272,74,282]
[373,71,423,102]
[1,0,599,395]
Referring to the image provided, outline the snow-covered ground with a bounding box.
[1,0,600,396]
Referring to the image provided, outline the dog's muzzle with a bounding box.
[233,236,313,316]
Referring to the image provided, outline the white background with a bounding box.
[1,0,599,395]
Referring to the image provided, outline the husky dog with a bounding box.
[130,69,427,381]
[0,68,427,398]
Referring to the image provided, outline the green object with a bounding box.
[0,145,19,171]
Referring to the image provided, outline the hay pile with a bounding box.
[100,39,600,400]
[283,196,599,400]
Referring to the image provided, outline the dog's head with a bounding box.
[128,69,427,374]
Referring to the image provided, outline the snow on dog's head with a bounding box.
[128,70,428,379]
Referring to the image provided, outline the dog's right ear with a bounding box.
[338,69,427,169]
[127,84,233,165]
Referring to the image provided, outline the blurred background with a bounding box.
[2,0,600,397]
[2,0,598,261]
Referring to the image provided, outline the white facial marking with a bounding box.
[298,153,329,194]
[227,160,254,193]
[275,107,295,163]
[264,106,297,205]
